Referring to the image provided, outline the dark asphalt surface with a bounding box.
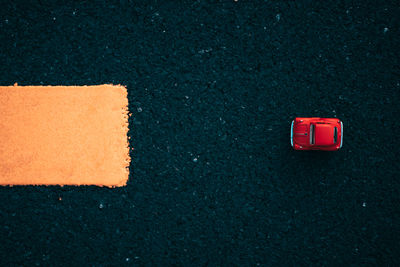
[1,1,399,265]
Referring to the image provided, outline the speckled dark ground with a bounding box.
[0,0,399,265]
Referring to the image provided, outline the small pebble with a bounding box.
[383,27,389,33]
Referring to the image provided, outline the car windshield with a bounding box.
[334,127,338,143]
[310,124,315,145]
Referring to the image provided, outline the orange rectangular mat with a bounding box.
[0,84,130,187]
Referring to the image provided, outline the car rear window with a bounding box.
[310,124,315,145]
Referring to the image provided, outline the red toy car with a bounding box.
[290,117,343,151]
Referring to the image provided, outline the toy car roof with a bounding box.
[314,124,334,146]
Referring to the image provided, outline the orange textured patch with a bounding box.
[0,84,130,187]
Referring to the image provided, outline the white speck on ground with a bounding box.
[198,48,212,54]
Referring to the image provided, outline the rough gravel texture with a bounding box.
[0,0,399,266]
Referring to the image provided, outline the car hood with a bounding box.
[315,124,335,146]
